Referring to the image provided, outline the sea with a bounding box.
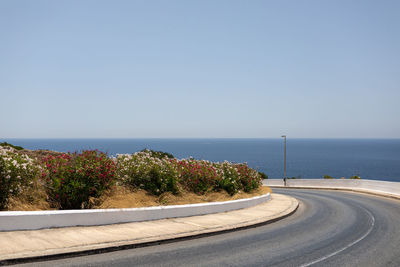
[2,138,400,182]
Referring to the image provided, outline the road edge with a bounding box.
[0,194,298,266]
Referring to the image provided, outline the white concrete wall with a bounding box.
[264,179,400,197]
[263,179,285,186]
[0,193,270,231]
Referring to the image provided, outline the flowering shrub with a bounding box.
[235,163,262,192]
[117,153,263,196]
[116,150,179,195]
[212,161,241,195]
[42,150,116,209]
[0,146,38,209]
[174,159,220,194]
[1,142,264,210]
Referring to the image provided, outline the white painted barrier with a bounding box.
[0,193,270,231]
[264,179,284,187]
[263,179,400,197]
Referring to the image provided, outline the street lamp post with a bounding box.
[281,135,287,185]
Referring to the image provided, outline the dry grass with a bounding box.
[7,179,53,211]
[6,186,272,211]
[94,186,272,209]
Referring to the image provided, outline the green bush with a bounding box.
[349,175,361,179]
[258,171,268,180]
[117,151,179,196]
[42,150,116,209]
[323,175,334,179]
[140,149,174,159]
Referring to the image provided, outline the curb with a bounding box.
[0,194,298,265]
[0,193,271,231]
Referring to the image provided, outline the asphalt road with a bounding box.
[16,189,400,267]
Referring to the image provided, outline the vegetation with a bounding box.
[258,171,268,180]
[0,144,264,210]
[214,161,241,195]
[117,151,179,196]
[235,163,262,192]
[175,159,218,194]
[0,142,23,150]
[0,146,38,209]
[140,149,174,159]
[41,150,116,209]
[323,175,361,179]
[118,151,263,196]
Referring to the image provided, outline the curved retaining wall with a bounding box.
[263,179,400,197]
[0,193,270,231]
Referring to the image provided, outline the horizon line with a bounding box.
[2,137,400,140]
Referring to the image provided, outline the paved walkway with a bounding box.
[0,193,298,263]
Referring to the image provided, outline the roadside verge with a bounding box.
[0,193,298,264]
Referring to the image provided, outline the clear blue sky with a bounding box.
[1,0,399,138]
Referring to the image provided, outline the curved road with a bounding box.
[17,189,400,266]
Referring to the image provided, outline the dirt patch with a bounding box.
[6,186,272,211]
[94,186,272,209]
[7,180,53,211]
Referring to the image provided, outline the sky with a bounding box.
[1,0,399,139]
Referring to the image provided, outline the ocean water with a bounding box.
[2,138,400,181]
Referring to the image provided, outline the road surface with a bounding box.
[16,189,400,266]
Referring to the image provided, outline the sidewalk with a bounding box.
[0,193,298,263]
